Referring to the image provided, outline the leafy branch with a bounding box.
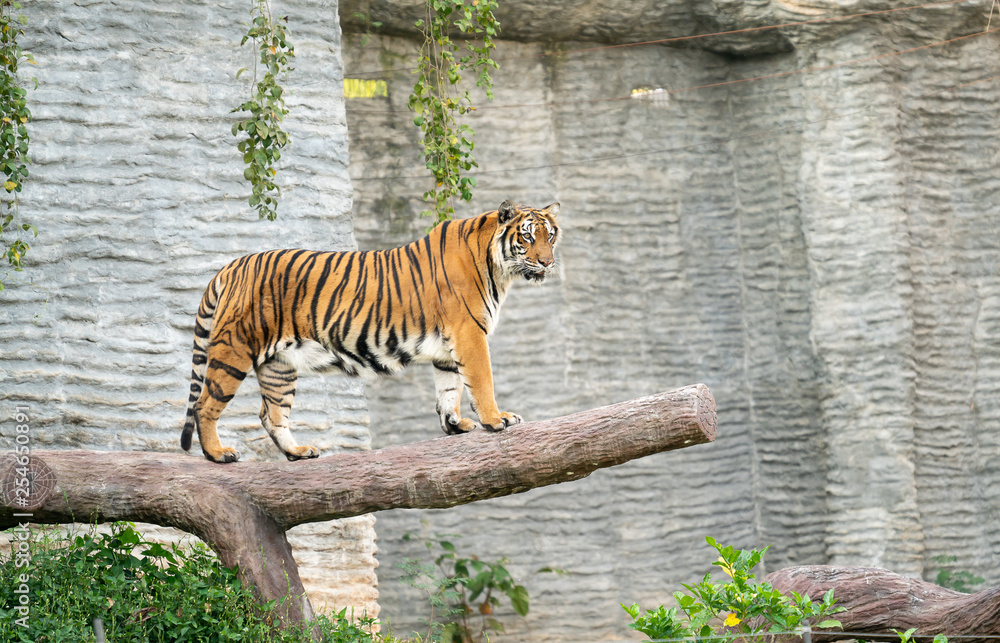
[409,0,500,223]
[399,532,532,643]
[0,0,34,291]
[232,0,294,221]
[623,537,844,642]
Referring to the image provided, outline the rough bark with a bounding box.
[765,565,1000,641]
[0,383,716,627]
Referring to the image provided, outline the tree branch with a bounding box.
[765,565,1000,641]
[0,383,717,627]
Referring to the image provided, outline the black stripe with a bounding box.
[283,249,308,284]
[310,252,340,331]
[438,220,458,295]
[259,251,283,345]
[355,302,392,375]
[463,240,491,305]
[389,247,404,304]
[206,379,236,403]
[327,333,364,376]
[323,252,356,330]
[208,358,248,382]
[373,251,386,346]
[339,254,370,339]
[422,234,437,289]
[294,252,321,335]
[260,371,298,385]
[459,295,488,334]
[405,243,425,284]
[283,249,310,338]
[485,244,501,303]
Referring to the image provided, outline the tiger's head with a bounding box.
[495,200,561,283]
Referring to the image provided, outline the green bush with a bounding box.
[396,533,534,643]
[932,555,985,594]
[0,522,385,643]
[623,537,844,641]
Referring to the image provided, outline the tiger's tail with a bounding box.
[181,274,223,452]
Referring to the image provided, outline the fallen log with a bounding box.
[0,383,717,628]
[765,565,1000,641]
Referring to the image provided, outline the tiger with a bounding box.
[181,200,561,463]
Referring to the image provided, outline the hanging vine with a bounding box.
[0,0,34,291]
[232,0,294,221]
[409,0,500,223]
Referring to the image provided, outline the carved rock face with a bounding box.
[341,0,791,55]
[345,0,1000,639]
[342,0,986,56]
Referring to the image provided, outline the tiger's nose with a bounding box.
[538,257,554,267]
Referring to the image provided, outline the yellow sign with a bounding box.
[344,78,388,99]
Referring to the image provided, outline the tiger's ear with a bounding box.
[542,202,560,218]
[498,200,517,224]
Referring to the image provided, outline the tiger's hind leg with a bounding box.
[256,358,320,461]
[194,351,254,463]
[433,361,480,434]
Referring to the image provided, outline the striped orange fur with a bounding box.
[181,200,561,462]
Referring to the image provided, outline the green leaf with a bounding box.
[141,543,178,564]
[508,584,529,616]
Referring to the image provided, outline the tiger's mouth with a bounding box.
[524,270,547,282]
[516,262,550,282]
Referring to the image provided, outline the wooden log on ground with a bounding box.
[0,383,717,629]
[765,565,1000,641]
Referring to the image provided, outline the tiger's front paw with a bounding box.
[482,411,522,432]
[284,445,320,461]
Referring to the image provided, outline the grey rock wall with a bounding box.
[0,0,377,618]
[341,1,1000,639]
